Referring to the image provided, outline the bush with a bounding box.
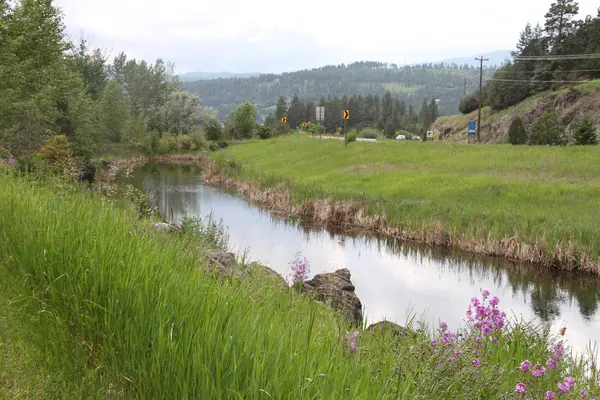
[528,111,567,146]
[573,117,598,145]
[0,146,10,160]
[346,130,357,143]
[459,93,480,114]
[208,142,220,152]
[256,125,273,139]
[204,118,223,141]
[358,128,380,139]
[36,135,74,172]
[508,117,527,145]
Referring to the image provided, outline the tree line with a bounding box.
[0,0,220,163]
[182,61,497,121]
[264,93,439,138]
[461,0,600,113]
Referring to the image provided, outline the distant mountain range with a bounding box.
[179,50,512,83]
[437,50,512,68]
[179,71,260,82]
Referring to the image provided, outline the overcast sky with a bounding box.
[54,0,599,74]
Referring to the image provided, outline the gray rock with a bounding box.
[301,268,363,326]
[204,252,288,290]
[153,222,173,233]
[366,320,411,337]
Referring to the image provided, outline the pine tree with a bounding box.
[508,117,528,144]
[528,111,567,146]
[275,96,287,121]
[544,0,580,45]
[573,117,598,145]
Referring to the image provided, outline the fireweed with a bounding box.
[288,252,311,287]
[427,289,598,398]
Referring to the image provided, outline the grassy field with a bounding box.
[1,167,599,398]
[216,136,600,270]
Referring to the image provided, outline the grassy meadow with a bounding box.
[1,166,599,398]
[215,135,600,269]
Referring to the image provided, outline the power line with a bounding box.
[489,78,591,83]
[515,53,600,61]
[490,69,600,75]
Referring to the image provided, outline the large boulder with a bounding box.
[301,268,363,326]
[204,251,288,290]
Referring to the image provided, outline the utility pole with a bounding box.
[475,56,488,143]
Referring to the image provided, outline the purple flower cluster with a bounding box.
[344,330,359,353]
[466,289,506,338]
[288,252,310,285]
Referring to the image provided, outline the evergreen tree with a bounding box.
[99,79,127,142]
[528,111,567,146]
[573,117,598,145]
[275,96,287,120]
[508,117,528,144]
[544,0,580,45]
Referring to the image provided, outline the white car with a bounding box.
[395,135,406,140]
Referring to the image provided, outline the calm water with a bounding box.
[128,163,600,356]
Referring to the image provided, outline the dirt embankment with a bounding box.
[434,89,600,143]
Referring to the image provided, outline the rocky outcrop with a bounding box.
[153,222,181,233]
[204,251,288,290]
[366,320,411,337]
[301,268,363,326]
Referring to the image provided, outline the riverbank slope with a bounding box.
[212,136,600,274]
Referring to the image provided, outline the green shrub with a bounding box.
[204,118,223,141]
[508,117,527,145]
[0,146,10,160]
[256,125,273,139]
[528,111,567,146]
[208,141,220,152]
[573,117,598,145]
[459,93,480,114]
[36,135,74,172]
[346,130,357,143]
[358,128,380,139]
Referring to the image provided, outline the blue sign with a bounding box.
[467,121,476,136]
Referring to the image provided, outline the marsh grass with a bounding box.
[214,136,600,272]
[1,171,598,398]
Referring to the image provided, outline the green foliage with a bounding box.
[36,135,73,172]
[256,124,273,139]
[99,79,127,142]
[204,118,223,141]
[358,128,381,139]
[0,146,11,160]
[508,117,528,145]
[573,117,598,145]
[162,90,203,134]
[227,101,256,139]
[183,62,498,120]
[459,92,481,114]
[304,123,326,135]
[346,129,357,143]
[528,111,567,146]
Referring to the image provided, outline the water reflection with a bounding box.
[126,163,600,355]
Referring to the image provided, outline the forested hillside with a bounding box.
[183,62,498,121]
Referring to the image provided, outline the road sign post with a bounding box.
[315,106,325,139]
[467,121,476,139]
[343,109,350,146]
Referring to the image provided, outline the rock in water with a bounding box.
[301,268,363,326]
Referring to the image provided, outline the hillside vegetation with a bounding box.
[445,1,600,143]
[215,136,600,272]
[434,80,600,143]
[182,61,497,121]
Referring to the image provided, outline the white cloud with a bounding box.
[54,0,600,72]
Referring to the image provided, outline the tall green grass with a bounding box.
[1,171,598,398]
[216,136,600,261]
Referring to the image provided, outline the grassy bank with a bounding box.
[1,169,599,398]
[212,136,600,273]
